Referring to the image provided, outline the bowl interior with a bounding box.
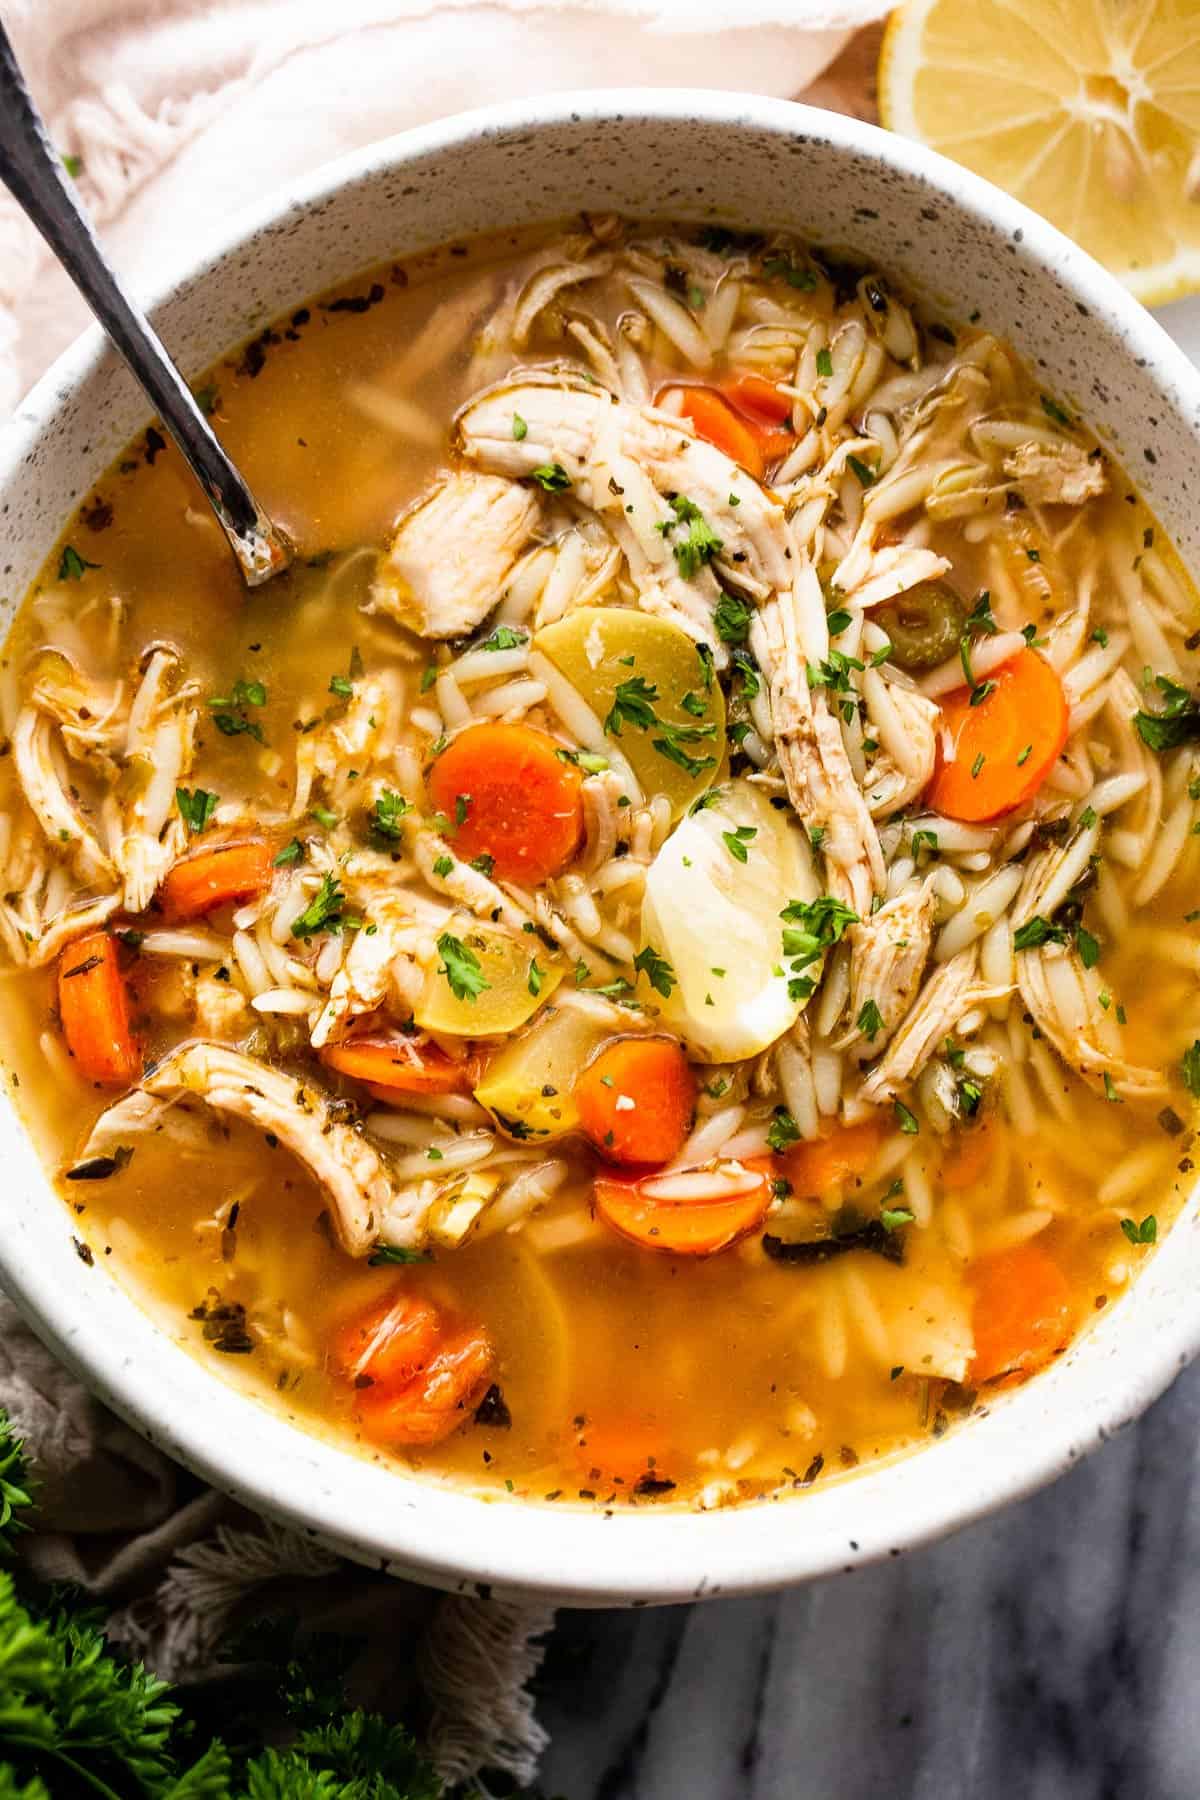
[2,91,1199,1605]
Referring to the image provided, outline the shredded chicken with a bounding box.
[753,561,884,915]
[293,674,395,819]
[511,254,615,347]
[141,1042,390,1256]
[368,472,540,640]
[310,896,424,1048]
[859,948,1008,1105]
[1013,836,1163,1099]
[456,372,791,662]
[27,649,126,772]
[838,878,936,1057]
[116,648,197,913]
[840,545,953,612]
[13,708,114,888]
[1004,441,1107,507]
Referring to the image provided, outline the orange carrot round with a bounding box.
[322,1034,478,1096]
[335,1289,442,1390]
[968,1243,1074,1385]
[356,1325,495,1446]
[426,722,584,886]
[594,1165,770,1256]
[724,372,793,425]
[660,384,765,478]
[57,931,139,1086]
[928,650,1068,822]
[775,1118,887,1200]
[161,838,272,918]
[575,1035,695,1166]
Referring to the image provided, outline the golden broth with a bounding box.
[1,219,1197,1511]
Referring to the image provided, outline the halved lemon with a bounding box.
[879,0,1200,305]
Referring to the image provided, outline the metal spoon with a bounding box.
[0,21,291,587]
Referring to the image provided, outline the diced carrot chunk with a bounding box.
[57,931,139,1086]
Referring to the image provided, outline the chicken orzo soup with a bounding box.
[3,217,1199,1509]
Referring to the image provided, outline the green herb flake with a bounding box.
[175,787,218,834]
[432,855,454,878]
[816,347,834,379]
[437,932,490,1003]
[530,462,571,492]
[894,1099,920,1135]
[371,790,411,840]
[846,453,876,489]
[633,944,677,998]
[722,824,756,864]
[1120,1214,1157,1246]
[57,544,100,581]
[766,1109,802,1153]
[512,413,528,441]
[857,998,884,1040]
[1182,1040,1200,1096]
[290,873,346,940]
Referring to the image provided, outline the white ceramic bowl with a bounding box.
[3,91,1200,1606]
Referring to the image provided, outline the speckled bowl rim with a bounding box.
[2,89,1200,1607]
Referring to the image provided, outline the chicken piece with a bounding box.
[837,878,936,1058]
[1003,441,1107,507]
[369,472,540,640]
[30,893,121,968]
[13,708,114,888]
[310,896,424,1048]
[752,562,885,916]
[293,674,395,819]
[839,544,952,612]
[142,1042,391,1256]
[861,668,940,819]
[511,253,614,347]
[1013,834,1163,1100]
[859,947,1008,1105]
[117,649,197,914]
[456,373,791,662]
[193,971,254,1041]
[26,649,127,773]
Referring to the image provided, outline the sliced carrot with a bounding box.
[940,1113,997,1192]
[161,838,272,918]
[775,1118,887,1201]
[594,1165,770,1256]
[575,1035,695,1166]
[724,372,793,425]
[58,931,139,1086]
[968,1243,1074,1386]
[927,650,1069,823]
[322,1034,478,1096]
[427,722,584,886]
[356,1325,496,1447]
[660,384,765,478]
[335,1289,442,1390]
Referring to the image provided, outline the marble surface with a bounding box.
[536,1359,1200,1800]
[530,292,1200,1800]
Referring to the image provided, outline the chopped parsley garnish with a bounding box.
[512,413,528,441]
[432,855,454,878]
[530,462,571,491]
[603,675,717,779]
[469,852,495,877]
[658,495,723,579]
[436,932,489,1003]
[419,664,438,693]
[779,895,858,999]
[846,454,876,488]
[1091,628,1109,648]
[175,787,218,834]
[1120,1214,1157,1246]
[528,959,544,998]
[273,837,303,867]
[57,544,100,581]
[825,608,852,637]
[1013,914,1069,952]
[1040,393,1073,427]
[370,790,411,840]
[1076,926,1101,969]
[857,998,884,1039]
[880,1205,915,1232]
[689,787,725,816]
[1133,674,1200,752]
[1016,744,1033,766]
[61,151,83,177]
[762,253,818,290]
[766,1108,803,1152]
[970,752,985,779]
[481,625,527,651]
[722,825,756,863]
[209,676,267,742]
[816,347,834,379]
[310,805,338,829]
[910,827,938,858]
[894,1099,920,1135]
[714,591,752,644]
[1103,1072,1123,1104]
[290,874,345,939]
[368,1245,433,1266]
[633,944,677,998]
[1182,1039,1200,1096]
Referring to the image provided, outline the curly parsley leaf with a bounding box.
[632,944,677,998]
[290,874,345,940]
[437,932,489,1003]
[175,787,218,835]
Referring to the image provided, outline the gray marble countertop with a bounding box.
[532,292,1200,1800]
[535,1347,1200,1800]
